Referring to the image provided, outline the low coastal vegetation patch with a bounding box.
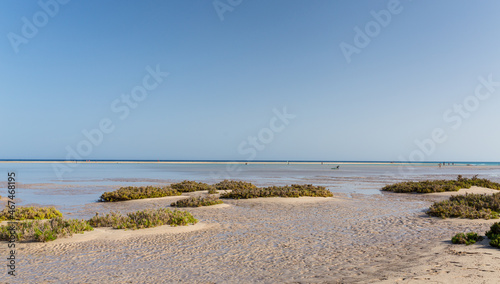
[220,184,333,199]
[0,218,93,242]
[426,192,500,219]
[171,180,214,192]
[98,180,333,201]
[214,180,257,191]
[382,175,500,193]
[88,208,198,229]
[451,222,500,249]
[170,196,223,207]
[99,186,181,202]
[1,208,198,242]
[0,206,62,221]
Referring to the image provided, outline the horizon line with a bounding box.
[0,159,498,164]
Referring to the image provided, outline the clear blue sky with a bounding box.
[1,0,500,161]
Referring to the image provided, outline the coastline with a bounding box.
[0,160,485,166]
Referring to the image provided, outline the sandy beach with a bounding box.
[2,187,499,283]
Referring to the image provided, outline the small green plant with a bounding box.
[490,237,500,247]
[170,180,214,193]
[486,222,500,238]
[382,175,500,193]
[426,193,500,219]
[99,186,181,202]
[451,232,483,245]
[486,222,500,248]
[170,196,223,207]
[0,218,93,242]
[88,208,198,229]
[220,184,333,199]
[0,206,63,221]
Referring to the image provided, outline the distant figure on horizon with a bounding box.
[438,163,442,168]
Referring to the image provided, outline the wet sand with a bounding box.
[2,190,499,283]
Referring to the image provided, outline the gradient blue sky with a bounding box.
[1,0,500,161]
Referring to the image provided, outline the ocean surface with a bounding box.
[1,161,499,215]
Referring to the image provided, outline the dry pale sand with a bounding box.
[1,192,500,283]
[426,186,499,197]
[379,224,500,284]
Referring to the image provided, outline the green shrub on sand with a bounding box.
[486,222,500,248]
[170,196,223,207]
[99,186,181,202]
[0,206,63,221]
[0,208,198,242]
[451,232,483,245]
[0,218,93,242]
[213,180,257,191]
[426,193,500,219]
[88,208,198,229]
[450,223,500,249]
[382,175,500,193]
[220,184,333,199]
[170,180,214,193]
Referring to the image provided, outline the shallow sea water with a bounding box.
[0,162,499,216]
